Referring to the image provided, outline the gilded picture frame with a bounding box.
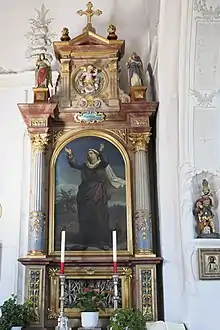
[48,129,133,256]
[198,248,220,280]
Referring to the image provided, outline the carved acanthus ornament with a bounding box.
[135,209,152,240]
[52,129,65,144]
[193,0,220,19]
[129,132,151,152]
[30,133,50,152]
[60,58,70,74]
[108,128,127,143]
[29,211,46,242]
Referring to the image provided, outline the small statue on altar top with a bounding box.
[107,24,118,40]
[35,53,53,88]
[126,52,145,87]
[193,179,220,238]
[60,27,71,41]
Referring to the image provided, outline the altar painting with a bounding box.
[52,135,131,254]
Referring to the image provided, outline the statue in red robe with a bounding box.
[35,53,53,88]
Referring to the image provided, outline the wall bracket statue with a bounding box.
[193,179,220,239]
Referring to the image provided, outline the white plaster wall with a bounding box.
[157,1,220,330]
[0,85,30,303]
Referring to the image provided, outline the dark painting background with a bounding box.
[54,136,127,251]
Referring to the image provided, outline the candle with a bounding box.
[112,230,117,273]
[60,231,65,274]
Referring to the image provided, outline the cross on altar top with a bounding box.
[77,1,102,33]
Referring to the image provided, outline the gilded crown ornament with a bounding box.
[77,1,102,34]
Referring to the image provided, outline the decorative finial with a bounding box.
[77,1,102,34]
[107,24,118,40]
[60,27,71,41]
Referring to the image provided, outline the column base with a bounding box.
[135,249,156,258]
[27,250,47,258]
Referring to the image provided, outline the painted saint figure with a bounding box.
[65,144,125,250]
[35,53,53,88]
[126,52,144,87]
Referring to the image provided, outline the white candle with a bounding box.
[112,230,117,262]
[61,231,65,263]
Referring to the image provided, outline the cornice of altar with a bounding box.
[17,102,58,128]
[121,101,158,116]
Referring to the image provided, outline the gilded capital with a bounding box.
[30,133,50,152]
[129,132,151,152]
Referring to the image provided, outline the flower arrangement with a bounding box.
[76,288,105,312]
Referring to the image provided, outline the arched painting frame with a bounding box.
[48,130,133,256]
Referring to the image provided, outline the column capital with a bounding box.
[29,132,50,153]
[129,132,151,152]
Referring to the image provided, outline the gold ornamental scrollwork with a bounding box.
[52,129,65,145]
[136,265,157,322]
[129,132,151,152]
[29,211,46,242]
[135,209,151,240]
[27,268,43,323]
[108,129,127,143]
[60,59,70,74]
[121,267,132,279]
[30,133,50,153]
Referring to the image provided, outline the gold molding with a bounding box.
[136,265,157,322]
[48,266,132,318]
[30,133,50,153]
[129,132,151,152]
[48,129,133,256]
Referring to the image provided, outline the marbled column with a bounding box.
[28,133,49,256]
[129,132,153,254]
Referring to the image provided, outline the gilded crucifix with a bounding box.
[77,1,102,33]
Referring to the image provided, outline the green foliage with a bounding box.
[109,308,147,330]
[75,288,105,312]
[0,294,37,330]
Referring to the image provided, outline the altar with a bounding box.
[17,2,161,329]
